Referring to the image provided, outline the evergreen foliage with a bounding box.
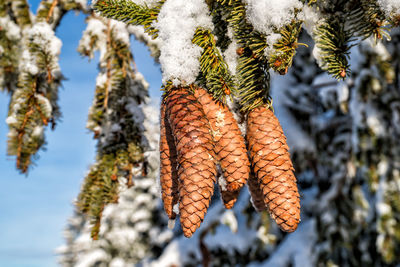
[91,0,397,111]
[1,0,85,173]
[314,20,352,79]
[0,5,21,93]
[93,0,164,37]
[269,21,305,75]
[219,0,271,111]
[1,0,400,266]
[11,0,32,28]
[192,28,235,102]
[76,15,150,239]
[283,31,400,265]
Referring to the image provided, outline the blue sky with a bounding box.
[0,1,162,266]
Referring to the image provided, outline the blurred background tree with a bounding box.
[1,0,400,266]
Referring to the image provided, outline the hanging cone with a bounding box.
[160,102,179,219]
[247,174,268,212]
[165,88,217,238]
[247,105,300,232]
[194,87,250,209]
[220,191,240,209]
[218,175,240,209]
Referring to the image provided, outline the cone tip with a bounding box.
[168,219,176,229]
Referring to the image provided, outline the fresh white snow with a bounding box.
[153,0,213,85]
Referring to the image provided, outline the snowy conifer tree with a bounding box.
[1,0,400,266]
[58,104,175,266]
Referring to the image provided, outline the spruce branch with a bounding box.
[215,0,235,6]
[77,18,148,239]
[46,0,59,22]
[11,0,32,27]
[0,1,9,17]
[306,0,317,5]
[0,15,21,92]
[192,28,235,102]
[36,0,62,25]
[209,1,231,52]
[77,152,124,240]
[314,20,352,79]
[347,0,391,42]
[7,75,54,172]
[237,52,270,112]
[225,0,254,48]
[77,14,106,59]
[93,0,165,38]
[269,21,305,75]
[36,0,85,27]
[6,23,63,173]
[222,0,270,111]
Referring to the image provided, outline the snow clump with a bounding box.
[153,0,213,86]
[377,0,400,16]
[244,0,302,34]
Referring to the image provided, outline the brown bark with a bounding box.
[159,102,179,219]
[247,106,300,232]
[194,87,250,209]
[165,88,217,238]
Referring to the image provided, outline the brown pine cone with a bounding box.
[247,106,300,232]
[165,88,217,238]
[160,102,179,219]
[194,87,250,209]
[218,176,240,209]
[247,174,268,212]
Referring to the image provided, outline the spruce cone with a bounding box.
[247,106,300,232]
[220,190,239,210]
[159,102,179,219]
[194,88,250,209]
[165,88,217,238]
[218,176,240,209]
[247,174,268,212]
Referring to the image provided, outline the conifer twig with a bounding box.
[104,21,112,109]
[46,0,59,22]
